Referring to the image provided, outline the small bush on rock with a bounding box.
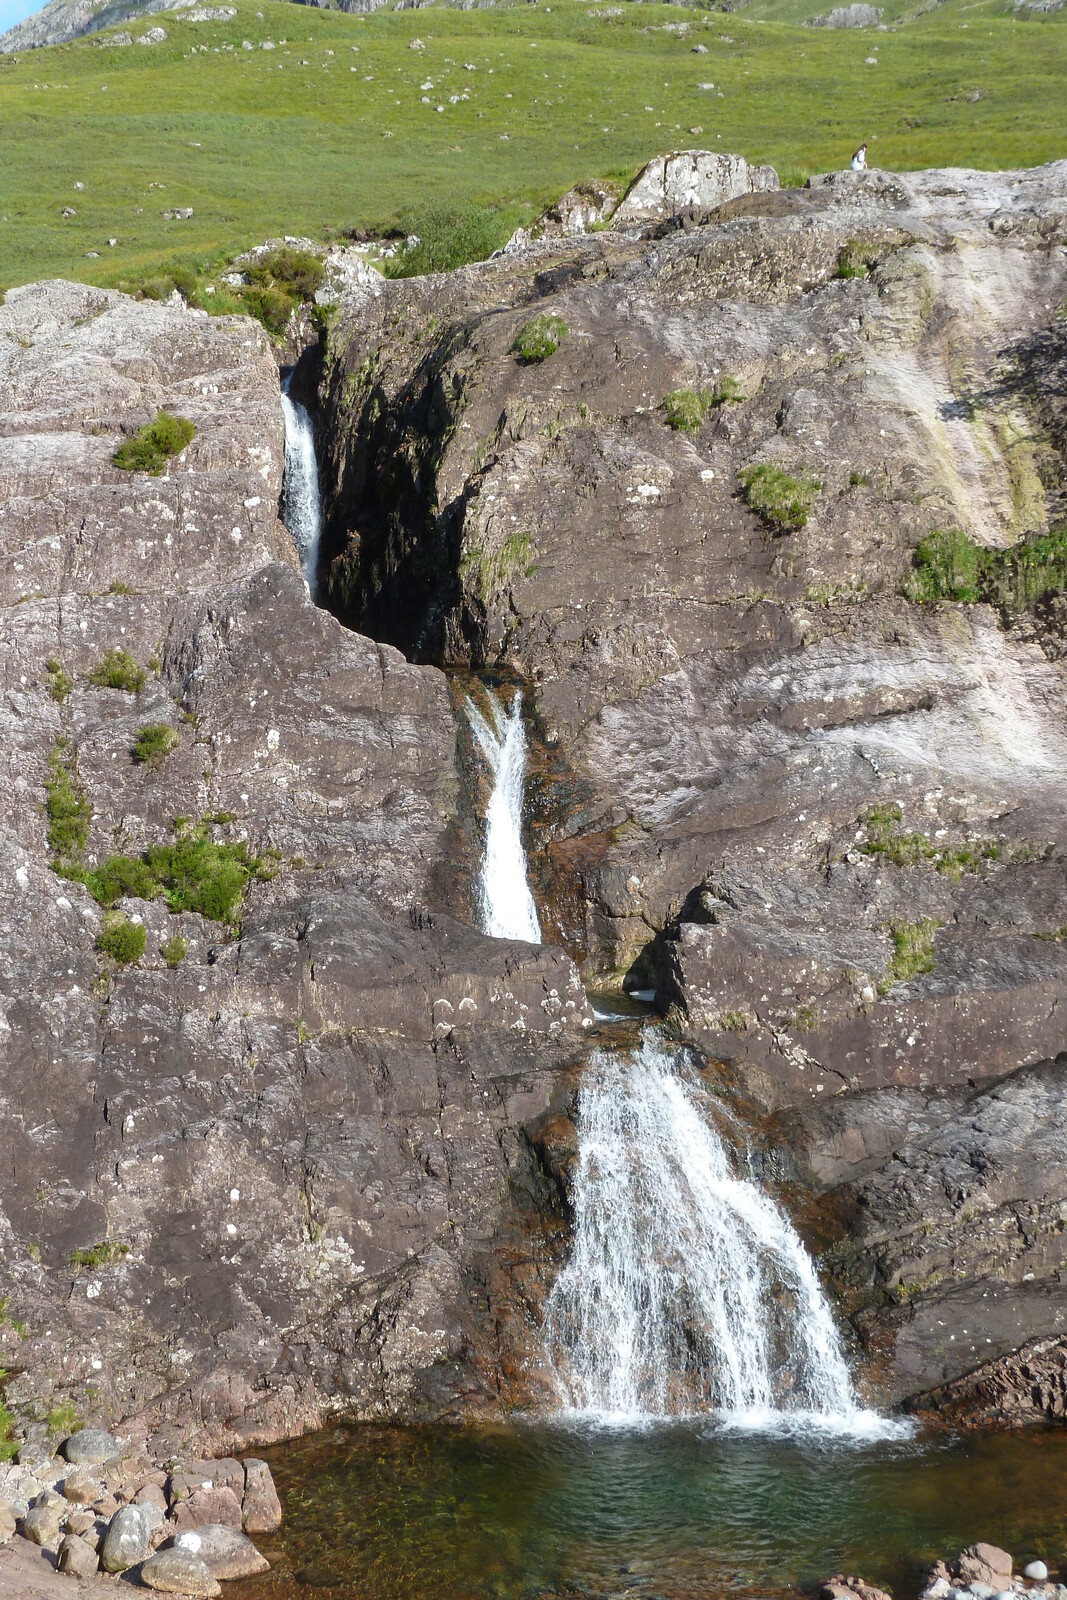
[904,527,981,604]
[661,388,708,432]
[0,1386,17,1463]
[835,239,874,279]
[113,411,195,476]
[904,523,1067,611]
[878,917,938,994]
[70,1240,130,1270]
[132,723,179,766]
[161,933,187,968]
[514,314,568,364]
[97,913,146,966]
[88,648,145,693]
[45,742,89,864]
[45,657,72,703]
[740,463,821,532]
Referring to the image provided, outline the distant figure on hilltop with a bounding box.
[850,143,868,172]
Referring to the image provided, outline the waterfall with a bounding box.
[544,1034,899,1437]
[280,377,322,599]
[464,689,542,944]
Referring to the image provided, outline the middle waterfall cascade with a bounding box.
[544,1035,898,1436]
[465,689,542,944]
[280,379,323,600]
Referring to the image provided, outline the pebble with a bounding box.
[63,1427,121,1466]
[1026,1568,1050,1584]
[139,1547,222,1595]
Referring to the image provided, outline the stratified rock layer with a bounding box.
[316,162,1067,1415]
[0,280,591,1456]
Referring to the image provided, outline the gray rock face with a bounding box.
[100,1503,149,1571]
[807,3,883,25]
[612,149,779,226]
[0,278,592,1457]
[315,160,1067,1414]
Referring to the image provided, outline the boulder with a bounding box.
[62,1428,120,1466]
[0,1501,15,1544]
[100,1503,150,1572]
[175,1523,270,1579]
[172,1484,244,1530]
[241,1459,282,1534]
[139,1548,222,1596]
[612,149,779,226]
[57,1531,101,1577]
[62,1468,103,1504]
[807,3,883,24]
[957,1545,1014,1588]
[21,1489,66,1547]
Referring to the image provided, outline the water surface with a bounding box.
[233,1420,1067,1599]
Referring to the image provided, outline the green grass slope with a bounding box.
[0,0,1063,293]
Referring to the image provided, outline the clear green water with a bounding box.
[233,1421,1067,1599]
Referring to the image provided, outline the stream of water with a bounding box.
[280,377,323,600]
[465,687,542,943]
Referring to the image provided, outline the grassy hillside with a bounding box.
[0,0,1064,293]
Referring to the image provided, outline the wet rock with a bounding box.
[821,1578,893,1600]
[241,1459,281,1534]
[100,1503,150,1571]
[139,1548,222,1596]
[175,1522,270,1578]
[57,1531,101,1576]
[62,1428,120,1466]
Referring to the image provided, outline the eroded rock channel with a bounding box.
[1,160,1066,1537]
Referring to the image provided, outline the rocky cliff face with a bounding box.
[313,162,1067,1417]
[0,280,591,1458]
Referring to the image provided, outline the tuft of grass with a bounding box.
[44,741,90,865]
[514,313,568,364]
[45,1399,80,1437]
[0,1378,18,1463]
[113,410,195,476]
[87,647,145,693]
[69,1241,130,1271]
[740,463,821,533]
[385,202,515,280]
[878,918,938,994]
[860,802,1000,878]
[108,580,132,596]
[904,524,1067,611]
[131,723,179,766]
[661,388,708,432]
[97,912,146,966]
[161,933,187,968]
[44,658,73,703]
[834,239,874,279]
[718,1008,751,1031]
[791,1004,819,1032]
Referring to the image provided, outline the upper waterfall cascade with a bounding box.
[280,378,322,600]
[544,1035,903,1437]
[465,689,542,944]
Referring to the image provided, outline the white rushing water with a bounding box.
[544,1034,902,1438]
[280,379,322,599]
[465,689,542,944]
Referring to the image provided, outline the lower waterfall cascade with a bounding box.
[280,377,323,599]
[544,1034,905,1438]
[464,688,542,944]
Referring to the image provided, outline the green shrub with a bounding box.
[514,313,568,364]
[0,1382,17,1463]
[69,1241,130,1271]
[85,854,158,905]
[45,742,89,864]
[239,282,296,337]
[161,933,187,968]
[878,918,938,994]
[88,647,145,693]
[97,912,146,966]
[45,1400,79,1436]
[82,829,266,924]
[710,374,743,407]
[44,657,72,703]
[904,528,982,603]
[113,410,195,476]
[740,463,821,532]
[246,246,324,300]
[661,388,708,432]
[132,723,179,766]
[385,203,512,279]
[904,523,1067,611]
[835,239,873,279]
